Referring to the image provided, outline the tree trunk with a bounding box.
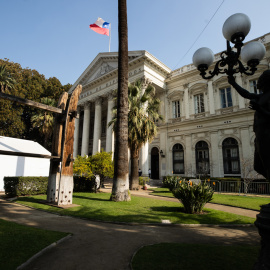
[130,146,140,190]
[111,0,130,201]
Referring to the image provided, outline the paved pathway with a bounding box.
[0,190,261,270]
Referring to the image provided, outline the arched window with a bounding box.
[222,138,240,174]
[195,141,210,174]
[173,144,184,174]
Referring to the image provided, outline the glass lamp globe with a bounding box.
[192,47,214,69]
[222,13,251,43]
[241,41,266,64]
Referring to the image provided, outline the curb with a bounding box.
[16,234,72,270]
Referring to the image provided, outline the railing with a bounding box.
[205,180,270,195]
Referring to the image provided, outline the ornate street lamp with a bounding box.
[193,13,270,270]
[192,13,266,79]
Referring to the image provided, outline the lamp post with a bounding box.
[193,13,266,79]
[193,13,269,270]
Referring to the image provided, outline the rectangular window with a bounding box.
[194,94,205,114]
[220,87,233,108]
[249,80,261,94]
[172,100,180,118]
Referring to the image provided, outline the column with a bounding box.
[185,135,193,176]
[235,75,245,109]
[183,85,190,119]
[207,80,215,115]
[92,97,102,155]
[73,106,81,158]
[210,131,220,177]
[81,103,90,156]
[140,77,150,176]
[141,142,149,177]
[240,127,252,159]
[106,93,114,153]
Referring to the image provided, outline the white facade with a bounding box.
[0,137,51,191]
[70,33,270,180]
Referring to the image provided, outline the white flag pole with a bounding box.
[108,23,111,52]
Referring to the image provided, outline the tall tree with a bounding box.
[110,80,163,189]
[0,64,16,93]
[0,58,69,146]
[31,97,57,149]
[128,80,162,189]
[110,0,130,201]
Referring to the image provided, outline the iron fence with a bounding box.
[205,180,270,195]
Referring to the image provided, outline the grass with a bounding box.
[131,243,259,270]
[16,192,255,224]
[149,188,270,211]
[0,218,69,270]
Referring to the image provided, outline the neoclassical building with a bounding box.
[69,32,270,179]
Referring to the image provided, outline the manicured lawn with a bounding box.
[131,243,259,270]
[16,192,255,224]
[149,188,270,211]
[212,194,269,211]
[0,218,69,270]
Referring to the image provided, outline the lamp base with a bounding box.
[254,203,270,270]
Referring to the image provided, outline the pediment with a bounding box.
[84,61,118,84]
[70,51,146,91]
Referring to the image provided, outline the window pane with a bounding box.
[232,161,239,171]
[230,148,238,157]
[226,88,232,107]
[194,95,198,114]
[220,89,226,108]
[200,94,205,112]
[172,100,180,118]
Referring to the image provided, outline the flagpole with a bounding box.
[109,23,111,52]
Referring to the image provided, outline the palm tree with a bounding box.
[110,79,163,189]
[0,65,16,93]
[110,0,130,201]
[31,97,56,149]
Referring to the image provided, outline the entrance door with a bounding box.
[151,147,159,179]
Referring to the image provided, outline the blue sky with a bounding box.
[0,0,270,86]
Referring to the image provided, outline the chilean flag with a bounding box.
[90,17,110,36]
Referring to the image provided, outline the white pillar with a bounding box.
[73,107,80,158]
[141,142,149,177]
[140,77,151,176]
[81,103,91,157]
[92,97,102,155]
[210,131,220,177]
[106,93,114,153]
[235,75,246,109]
[183,85,190,119]
[208,80,215,115]
[240,127,252,158]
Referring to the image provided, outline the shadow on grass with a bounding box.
[150,206,183,213]
[73,195,109,202]
[15,193,255,225]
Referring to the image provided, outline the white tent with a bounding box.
[0,136,51,191]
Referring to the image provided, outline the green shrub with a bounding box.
[4,176,48,197]
[172,180,214,214]
[163,176,182,191]
[139,176,150,186]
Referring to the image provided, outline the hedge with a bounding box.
[4,176,96,197]
[4,176,48,197]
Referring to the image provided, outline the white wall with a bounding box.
[0,155,50,191]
